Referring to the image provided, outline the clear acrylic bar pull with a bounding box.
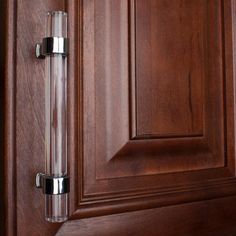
[35,11,69,223]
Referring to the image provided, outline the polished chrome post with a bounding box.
[35,11,69,223]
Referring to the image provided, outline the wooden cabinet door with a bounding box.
[3,0,236,235]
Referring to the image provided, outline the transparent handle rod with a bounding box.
[45,11,68,223]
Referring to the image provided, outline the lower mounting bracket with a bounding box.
[35,173,70,195]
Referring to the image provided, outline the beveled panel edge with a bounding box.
[71,176,236,220]
[66,0,82,217]
[83,167,233,197]
[96,135,221,180]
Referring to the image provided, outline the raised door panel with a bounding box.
[76,0,236,217]
[135,0,205,137]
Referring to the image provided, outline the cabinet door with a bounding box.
[3,0,236,235]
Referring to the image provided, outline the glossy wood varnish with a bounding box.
[2,0,236,235]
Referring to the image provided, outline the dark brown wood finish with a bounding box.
[135,0,205,137]
[57,195,236,236]
[3,0,17,235]
[78,0,236,215]
[3,0,236,235]
[0,0,9,234]
[2,0,68,235]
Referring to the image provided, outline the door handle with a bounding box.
[35,11,69,223]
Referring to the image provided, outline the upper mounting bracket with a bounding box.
[35,37,69,59]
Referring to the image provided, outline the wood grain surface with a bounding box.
[2,0,236,236]
[57,195,236,236]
